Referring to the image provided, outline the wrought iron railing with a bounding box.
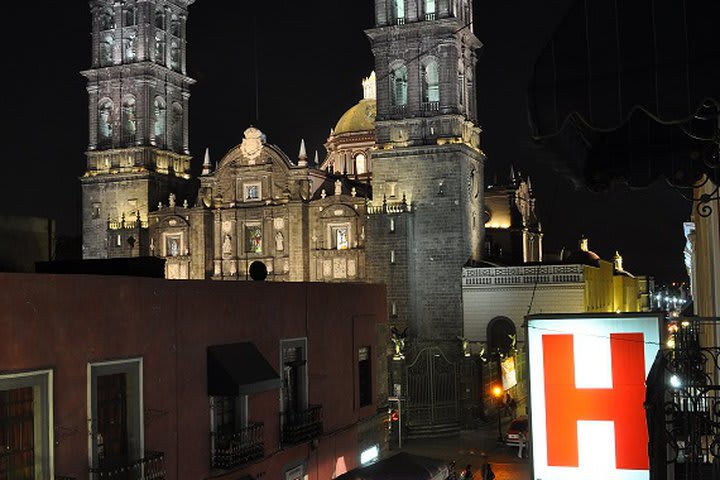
[422,101,440,112]
[89,451,165,480]
[647,319,720,479]
[281,405,323,446]
[211,422,264,470]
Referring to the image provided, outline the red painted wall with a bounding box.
[0,273,387,479]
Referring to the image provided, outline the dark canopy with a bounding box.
[335,453,449,480]
[528,0,720,190]
[207,342,281,396]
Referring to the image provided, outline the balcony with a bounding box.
[90,451,165,480]
[211,422,265,470]
[395,18,406,26]
[281,405,323,446]
[422,101,440,112]
[425,13,436,21]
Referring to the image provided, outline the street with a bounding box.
[395,419,531,480]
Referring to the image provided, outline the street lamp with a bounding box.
[491,385,504,442]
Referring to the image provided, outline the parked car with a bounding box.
[505,416,529,446]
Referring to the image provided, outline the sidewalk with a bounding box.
[392,419,531,480]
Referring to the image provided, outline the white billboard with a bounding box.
[527,314,661,480]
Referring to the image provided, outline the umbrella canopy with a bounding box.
[335,452,449,480]
[528,0,720,191]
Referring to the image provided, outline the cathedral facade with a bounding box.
[82,0,485,346]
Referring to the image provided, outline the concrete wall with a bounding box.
[0,274,387,479]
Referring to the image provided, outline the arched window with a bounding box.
[355,153,367,175]
[100,34,114,66]
[100,9,115,31]
[171,102,183,151]
[153,97,167,147]
[98,99,114,146]
[392,0,405,24]
[170,15,181,37]
[170,40,180,71]
[124,30,137,62]
[425,0,436,19]
[390,63,408,107]
[122,96,137,144]
[155,10,165,30]
[154,32,166,64]
[487,316,517,354]
[124,6,137,27]
[423,59,440,104]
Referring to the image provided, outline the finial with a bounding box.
[334,179,342,196]
[314,150,320,166]
[351,187,357,197]
[202,148,212,175]
[321,189,327,199]
[510,164,516,183]
[527,175,532,192]
[298,139,308,167]
[579,235,589,252]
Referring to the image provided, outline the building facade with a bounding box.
[0,273,388,480]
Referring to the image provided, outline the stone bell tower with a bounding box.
[366,0,485,340]
[81,0,196,259]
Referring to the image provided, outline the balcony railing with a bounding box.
[395,18,406,25]
[425,13,436,21]
[211,422,264,470]
[281,405,323,446]
[90,451,165,480]
[422,101,440,112]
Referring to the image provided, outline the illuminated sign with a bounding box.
[360,445,379,465]
[527,314,660,480]
[501,356,517,390]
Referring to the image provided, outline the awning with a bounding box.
[528,0,720,191]
[335,453,449,480]
[207,343,281,396]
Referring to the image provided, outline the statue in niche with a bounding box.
[391,326,408,361]
[275,231,284,252]
[222,234,232,256]
[335,180,342,196]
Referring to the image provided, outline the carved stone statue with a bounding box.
[391,326,408,361]
[275,231,284,252]
[334,179,342,196]
[222,234,232,256]
[168,193,176,208]
[240,127,266,162]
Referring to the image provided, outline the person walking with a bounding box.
[518,430,527,458]
[461,464,473,480]
[481,462,495,480]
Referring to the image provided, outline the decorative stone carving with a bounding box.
[334,180,342,196]
[275,231,284,252]
[321,189,327,199]
[333,258,347,279]
[351,187,357,197]
[240,127,266,163]
[222,234,232,256]
[348,259,357,277]
[222,221,232,234]
[274,217,285,230]
[168,193,176,208]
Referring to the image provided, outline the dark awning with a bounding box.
[528,0,720,190]
[207,343,281,396]
[335,453,449,480]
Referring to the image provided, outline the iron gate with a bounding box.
[405,347,458,427]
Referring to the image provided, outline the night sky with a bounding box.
[0,1,690,283]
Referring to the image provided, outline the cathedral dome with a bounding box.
[333,72,377,135]
[334,99,377,135]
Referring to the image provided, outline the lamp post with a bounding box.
[491,385,504,443]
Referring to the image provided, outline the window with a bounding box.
[358,347,372,407]
[387,181,398,198]
[390,250,396,264]
[457,60,465,106]
[423,59,440,104]
[331,225,349,250]
[170,40,180,71]
[245,225,263,254]
[124,7,137,27]
[389,218,395,232]
[153,97,167,147]
[116,234,122,247]
[92,203,101,219]
[0,371,53,480]
[154,32,166,64]
[243,182,262,202]
[98,99,114,145]
[123,30,137,62]
[390,64,408,107]
[122,96,137,144]
[281,339,308,415]
[100,8,115,31]
[392,0,405,24]
[170,15,181,37]
[425,0,436,19]
[355,153,367,175]
[155,10,165,30]
[171,102,183,150]
[100,34,114,66]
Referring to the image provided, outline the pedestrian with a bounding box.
[481,462,495,480]
[461,464,473,480]
[518,430,526,458]
[446,461,458,480]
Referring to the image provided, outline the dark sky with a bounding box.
[0,1,690,284]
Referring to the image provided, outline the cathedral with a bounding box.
[82,0,485,339]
